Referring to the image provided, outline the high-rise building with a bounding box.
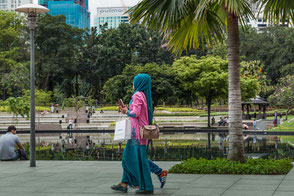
[39,0,90,29]
[91,0,141,33]
[94,7,129,33]
[0,0,32,11]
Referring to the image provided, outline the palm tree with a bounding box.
[128,0,255,162]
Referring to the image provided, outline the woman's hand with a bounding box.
[119,106,127,114]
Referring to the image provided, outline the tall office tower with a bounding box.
[94,7,130,33]
[94,6,130,33]
[0,0,32,11]
[39,0,90,29]
[93,0,141,33]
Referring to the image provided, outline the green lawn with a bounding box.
[0,106,50,112]
[268,116,294,131]
[267,116,294,144]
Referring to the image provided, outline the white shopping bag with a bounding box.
[114,119,132,141]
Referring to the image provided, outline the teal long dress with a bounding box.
[121,91,153,191]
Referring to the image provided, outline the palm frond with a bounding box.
[128,0,191,33]
[128,0,254,55]
[219,0,255,26]
[258,0,294,26]
[169,1,225,55]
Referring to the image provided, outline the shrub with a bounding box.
[169,158,293,175]
[156,107,200,112]
[97,106,119,111]
[199,112,229,117]
[154,113,200,116]
[109,122,116,126]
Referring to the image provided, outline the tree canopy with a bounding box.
[103,63,177,107]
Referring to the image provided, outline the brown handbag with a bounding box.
[138,91,160,139]
[140,125,160,139]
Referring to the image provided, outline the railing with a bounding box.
[1,129,294,135]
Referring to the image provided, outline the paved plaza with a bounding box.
[0,161,293,196]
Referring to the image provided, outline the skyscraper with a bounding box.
[39,0,90,29]
[94,7,129,33]
[0,0,32,10]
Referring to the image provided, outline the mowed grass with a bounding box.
[0,106,50,112]
[268,116,294,144]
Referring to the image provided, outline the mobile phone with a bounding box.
[118,99,124,107]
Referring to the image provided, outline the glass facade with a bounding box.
[94,15,129,33]
[0,0,32,10]
[39,0,90,30]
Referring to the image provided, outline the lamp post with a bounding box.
[15,4,49,167]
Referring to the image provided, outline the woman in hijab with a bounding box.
[111,74,154,194]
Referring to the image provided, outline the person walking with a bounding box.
[111,74,155,194]
[68,118,73,130]
[50,104,54,113]
[253,120,257,145]
[211,117,215,126]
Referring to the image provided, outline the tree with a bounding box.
[173,56,228,127]
[128,0,254,162]
[240,26,294,84]
[2,95,30,123]
[35,14,84,97]
[268,76,294,120]
[103,63,177,108]
[173,56,259,127]
[0,11,29,100]
[79,24,175,102]
[0,63,30,98]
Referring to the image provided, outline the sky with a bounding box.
[33,0,141,26]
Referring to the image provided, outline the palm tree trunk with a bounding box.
[226,11,246,162]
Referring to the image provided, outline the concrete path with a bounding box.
[0,161,293,196]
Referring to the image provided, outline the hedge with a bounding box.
[169,158,293,175]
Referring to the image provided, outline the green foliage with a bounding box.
[208,41,228,59]
[0,11,29,100]
[199,112,228,117]
[34,90,53,107]
[169,158,293,175]
[259,0,294,26]
[80,24,174,101]
[98,106,119,111]
[3,95,30,119]
[62,96,85,113]
[240,26,294,84]
[240,77,259,101]
[0,63,30,98]
[103,63,177,107]
[173,56,228,101]
[268,76,294,117]
[154,112,200,116]
[156,107,200,112]
[35,14,84,96]
[109,122,116,126]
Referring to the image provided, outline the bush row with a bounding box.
[168,158,293,175]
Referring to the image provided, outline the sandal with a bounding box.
[111,183,128,193]
[135,189,154,194]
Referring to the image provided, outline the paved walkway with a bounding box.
[0,161,293,196]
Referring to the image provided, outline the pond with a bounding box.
[26,142,294,161]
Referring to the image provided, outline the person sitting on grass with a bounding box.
[0,126,26,161]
